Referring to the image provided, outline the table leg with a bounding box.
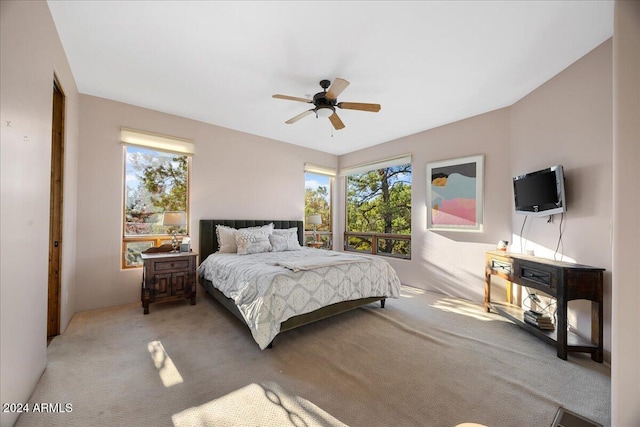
[142,288,150,315]
[556,297,568,360]
[591,300,603,363]
[484,266,491,312]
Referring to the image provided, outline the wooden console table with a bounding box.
[484,250,604,362]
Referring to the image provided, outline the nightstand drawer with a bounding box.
[154,260,190,271]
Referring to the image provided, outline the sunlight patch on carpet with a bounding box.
[400,285,426,298]
[431,297,509,322]
[147,340,184,387]
[172,382,347,427]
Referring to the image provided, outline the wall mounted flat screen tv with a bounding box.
[513,165,566,216]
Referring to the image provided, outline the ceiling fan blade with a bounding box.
[273,94,312,103]
[337,102,381,112]
[326,78,350,100]
[328,112,345,130]
[285,109,314,124]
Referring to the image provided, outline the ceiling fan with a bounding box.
[272,78,381,130]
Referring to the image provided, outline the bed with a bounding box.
[198,219,402,349]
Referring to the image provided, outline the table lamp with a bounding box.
[163,211,186,252]
[307,214,322,242]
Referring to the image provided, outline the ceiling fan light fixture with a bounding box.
[315,106,334,118]
[274,77,380,130]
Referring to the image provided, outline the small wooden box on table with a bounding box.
[484,250,604,362]
[141,252,198,314]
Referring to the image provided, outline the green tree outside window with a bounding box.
[123,146,189,267]
[346,164,411,256]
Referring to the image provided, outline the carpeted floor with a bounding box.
[16,285,610,427]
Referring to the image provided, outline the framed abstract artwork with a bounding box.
[426,154,484,231]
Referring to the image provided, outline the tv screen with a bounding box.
[513,165,566,216]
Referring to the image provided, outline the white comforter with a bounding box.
[198,248,402,349]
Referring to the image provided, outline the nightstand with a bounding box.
[306,241,324,249]
[141,252,198,314]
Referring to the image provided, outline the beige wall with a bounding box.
[338,108,513,301]
[612,1,640,425]
[510,40,613,360]
[2,1,635,425]
[75,95,337,312]
[340,40,614,361]
[0,1,80,426]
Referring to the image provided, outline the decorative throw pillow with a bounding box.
[236,229,272,255]
[216,223,274,253]
[270,227,301,252]
[250,222,274,236]
[269,234,288,252]
[216,225,238,253]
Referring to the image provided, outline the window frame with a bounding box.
[342,156,412,259]
[304,165,335,249]
[121,129,193,269]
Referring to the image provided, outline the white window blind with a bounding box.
[304,163,337,177]
[120,127,195,156]
[339,154,412,176]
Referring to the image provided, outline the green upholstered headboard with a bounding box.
[199,219,304,263]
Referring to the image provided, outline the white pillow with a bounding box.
[252,222,274,235]
[270,227,301,252]
[216,225,238,253]
[269,234,288,252]
[216,223,274,253]
[236,229,272,255]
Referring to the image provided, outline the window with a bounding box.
[121,128,193,268]
[304,164,335,249]
[344,156,411,259]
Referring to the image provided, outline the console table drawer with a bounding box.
[490,260,512,275]
[516,265,558,290]
[154,260,190,271]
[520,266,552,286]
[513,259,558,291]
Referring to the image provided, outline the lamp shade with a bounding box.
[307,214,322,225]
[315,107,334,118]
[163,211,187,227]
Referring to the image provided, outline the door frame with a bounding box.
[48,76,65,339]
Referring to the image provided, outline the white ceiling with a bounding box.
[47,1,613,156]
